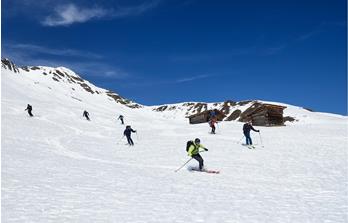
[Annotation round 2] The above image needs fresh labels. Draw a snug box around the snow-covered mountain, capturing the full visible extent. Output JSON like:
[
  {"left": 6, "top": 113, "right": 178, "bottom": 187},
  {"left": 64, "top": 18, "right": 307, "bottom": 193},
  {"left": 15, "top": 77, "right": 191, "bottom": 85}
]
[
  {"left": 2, "top": 58, "right": 347, "bottom": 222},
  {"left": 1, "top": 58, "right": 142, "bottom": 109},
  {"left": 5, "top": 57, "right": 345, "bottom": 126},
  {"left": 1, "top": 58, "right": 322, "bottom": 124}
]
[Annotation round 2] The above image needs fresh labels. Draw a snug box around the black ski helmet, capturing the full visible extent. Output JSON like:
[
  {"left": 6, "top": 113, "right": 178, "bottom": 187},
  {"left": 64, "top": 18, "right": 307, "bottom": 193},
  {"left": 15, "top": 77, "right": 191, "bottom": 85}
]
[{"left": 194, "top": 138, "right": 201, "bottom": 144}]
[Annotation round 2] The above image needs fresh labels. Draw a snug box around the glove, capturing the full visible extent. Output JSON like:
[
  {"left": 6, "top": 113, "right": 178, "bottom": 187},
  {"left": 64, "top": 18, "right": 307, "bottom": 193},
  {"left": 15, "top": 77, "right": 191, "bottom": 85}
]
[
  {"left": 204, "top": 148, "right": 208, "bottom": 151},
  {"left": 258, "top": 130, "right": 260, "bottom": 132}
]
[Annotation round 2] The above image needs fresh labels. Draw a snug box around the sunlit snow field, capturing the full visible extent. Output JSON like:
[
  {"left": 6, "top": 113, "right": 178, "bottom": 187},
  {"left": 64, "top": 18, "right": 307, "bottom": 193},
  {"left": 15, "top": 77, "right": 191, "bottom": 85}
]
[{"left": 2, "top": 68, "right": 348, "bottom": 222}]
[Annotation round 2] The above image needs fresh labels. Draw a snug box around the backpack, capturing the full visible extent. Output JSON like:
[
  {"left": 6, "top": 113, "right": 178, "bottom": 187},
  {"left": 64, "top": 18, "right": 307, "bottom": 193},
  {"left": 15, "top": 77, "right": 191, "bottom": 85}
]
[{"left": 186, "top": 140, "right": 194, "bottom": 152}]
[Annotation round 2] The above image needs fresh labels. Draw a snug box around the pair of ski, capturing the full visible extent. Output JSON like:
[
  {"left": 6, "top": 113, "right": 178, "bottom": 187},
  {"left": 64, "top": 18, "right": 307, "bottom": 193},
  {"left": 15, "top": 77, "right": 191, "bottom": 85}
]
[
  {"left": 174, "top": 155, "right": 220, "bottom": 174},
  {"left": 241, "top": 144, "right": 256, "bottom": 149},
  {"left": 188, "top": 167, "right": 220, "bottom": 174}
]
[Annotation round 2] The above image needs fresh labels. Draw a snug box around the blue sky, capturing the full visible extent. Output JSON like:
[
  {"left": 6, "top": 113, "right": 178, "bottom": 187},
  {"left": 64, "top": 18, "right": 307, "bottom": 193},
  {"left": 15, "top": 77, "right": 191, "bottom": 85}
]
[{"left": 2, "top": 0, "right": 347, "bottom": 115}]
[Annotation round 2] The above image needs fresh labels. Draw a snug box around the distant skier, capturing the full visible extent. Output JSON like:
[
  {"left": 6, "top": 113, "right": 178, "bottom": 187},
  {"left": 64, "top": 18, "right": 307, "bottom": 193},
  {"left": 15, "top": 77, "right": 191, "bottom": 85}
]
[
  {"left": 209, "top": 117, "right": 217, "bottom": 134},
  {"left": 187, "top": 138, "right": 208, "bottom": 171},
  {"left": 243, "top": 120, "right": 260, "bottom": 145},
  {"left": 124, "top": 125, "right": 136, "bottom": 146},
  {"left": 24, "top": 104, "right": 33, "bottom": 117},
  {"left": 118, "top": 115, "right": 124, "bottom": 125},
  {"left": 83, "top": 110, "right": 90, "bottom": 121}
]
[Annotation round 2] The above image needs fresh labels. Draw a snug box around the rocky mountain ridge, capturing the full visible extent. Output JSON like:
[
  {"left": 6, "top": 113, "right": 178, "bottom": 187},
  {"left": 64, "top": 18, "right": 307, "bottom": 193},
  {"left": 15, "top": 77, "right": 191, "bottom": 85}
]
[
  {"left": 1, "top": 58, "right": 142, "bottom": 109},
  {"left": 151, "top": 100, "right": 297, "bottom": 123}
]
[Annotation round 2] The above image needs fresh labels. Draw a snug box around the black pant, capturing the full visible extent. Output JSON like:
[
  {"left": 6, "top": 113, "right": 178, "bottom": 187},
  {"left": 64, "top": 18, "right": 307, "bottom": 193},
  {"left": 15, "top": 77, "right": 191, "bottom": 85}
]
[
  {"left": 244, "top": 131, "right": 252, "bottom": 145},
  {"left": 192, "top": 154, "right": 204, "bottom": 170},
  {"left": 126, "top": 135, "right": 134, "bottom": 145},
  {"left": 211, "top": 126, "right": 216, "bottom": 133},
  {"left": 28, "top": 110, "right": 33, "bottom": 117}
]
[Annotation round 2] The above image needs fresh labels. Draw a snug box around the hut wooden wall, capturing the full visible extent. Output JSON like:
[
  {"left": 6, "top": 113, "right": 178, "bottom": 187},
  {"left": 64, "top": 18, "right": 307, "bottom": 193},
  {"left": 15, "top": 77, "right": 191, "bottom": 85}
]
[
  {"left": 189, "top": 112, "right": 209, "bottom": 124},
  {"left": 188, "top": 109, "right": 226, "bottom": 124},
  {"left": 251, "top": 105, "right": 286, "bottom": 126},
  {"left": 239, "top": 103, "right": 286, "bottom": 126}
]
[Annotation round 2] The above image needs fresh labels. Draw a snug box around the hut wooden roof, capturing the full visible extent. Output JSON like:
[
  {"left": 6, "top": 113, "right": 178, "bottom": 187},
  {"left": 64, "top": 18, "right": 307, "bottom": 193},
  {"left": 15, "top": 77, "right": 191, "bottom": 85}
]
[{"left": 259, "top": 103, "right": 287, "bottom": 109}]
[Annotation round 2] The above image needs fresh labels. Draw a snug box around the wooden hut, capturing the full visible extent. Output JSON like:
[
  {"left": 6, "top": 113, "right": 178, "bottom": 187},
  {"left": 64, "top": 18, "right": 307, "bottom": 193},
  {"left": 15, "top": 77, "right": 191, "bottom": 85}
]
[
  {"left": 188, "top": 109, "right": 226, "bottom": 124},
  {"left": 239, "top": 103, "right": 287, "bottom": 126}
]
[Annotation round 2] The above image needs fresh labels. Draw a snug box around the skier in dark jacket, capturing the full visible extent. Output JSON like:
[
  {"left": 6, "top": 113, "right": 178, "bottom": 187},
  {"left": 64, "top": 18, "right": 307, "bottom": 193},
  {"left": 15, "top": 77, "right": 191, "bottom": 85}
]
[
  {"left": 187, "top": 138, "right": 208, "bottom": 171},
  {"left": 118, "top": 115, "right": 124, "bottom": 125},
  {"left": 83, "top": 110, "right": 90, "bottom": 121},
  {"left": 243, "top": 121, "right": 260, "bottom": 145},
  {"left": 24, "top": 104, "right": 33, "bottom": 117},
  {"left": 124, "top": 125, "right": 136, "bottom": 146}
]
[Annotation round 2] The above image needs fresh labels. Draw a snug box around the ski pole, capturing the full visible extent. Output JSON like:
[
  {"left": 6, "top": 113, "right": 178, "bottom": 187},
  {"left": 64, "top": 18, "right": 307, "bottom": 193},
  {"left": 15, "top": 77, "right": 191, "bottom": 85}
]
[
  {"left": 258, "top": 132, "right": 263, "bottom": 146},
  {"left": 174, "top": 157, "right": 193, "bottom": 172},
  {"left": 237, "top": 135, "right": 245, "bottom": 144},
  {"left": 116, "top": 135, "right": 124, "bottom": 145}
]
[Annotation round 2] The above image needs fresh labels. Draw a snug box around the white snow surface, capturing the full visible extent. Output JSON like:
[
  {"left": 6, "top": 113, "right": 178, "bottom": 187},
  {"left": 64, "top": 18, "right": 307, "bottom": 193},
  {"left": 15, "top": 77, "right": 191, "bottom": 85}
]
[{"left": 2, "top": 67, "right": 348, "bottom": 222}]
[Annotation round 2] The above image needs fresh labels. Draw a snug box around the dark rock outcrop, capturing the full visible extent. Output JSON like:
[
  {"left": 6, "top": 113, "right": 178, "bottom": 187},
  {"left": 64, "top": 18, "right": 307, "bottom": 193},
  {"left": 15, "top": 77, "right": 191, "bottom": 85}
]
[{"left": 1, "top": 58, "right": 19, "bottom": 73}]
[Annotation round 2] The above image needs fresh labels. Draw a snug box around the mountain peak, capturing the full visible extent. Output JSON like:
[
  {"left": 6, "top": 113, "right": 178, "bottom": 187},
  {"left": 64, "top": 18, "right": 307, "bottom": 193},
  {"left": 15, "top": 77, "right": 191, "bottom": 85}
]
[{"left": 1, "top": 58, "right": 143, "bottom": 109}]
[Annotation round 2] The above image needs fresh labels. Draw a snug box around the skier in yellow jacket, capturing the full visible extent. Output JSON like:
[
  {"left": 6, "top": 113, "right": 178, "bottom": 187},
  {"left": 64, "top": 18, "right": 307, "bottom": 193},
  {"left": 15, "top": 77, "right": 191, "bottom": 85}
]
[{"left": 187, "top": 138, "right": 208, "bottom": 171}]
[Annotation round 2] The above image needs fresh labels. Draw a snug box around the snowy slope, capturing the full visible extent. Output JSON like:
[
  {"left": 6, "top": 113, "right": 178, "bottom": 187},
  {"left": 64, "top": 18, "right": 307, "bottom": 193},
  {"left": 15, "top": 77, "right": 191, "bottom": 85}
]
[{"left": 2, "top": 62, "right": 348, "bottom": 223}]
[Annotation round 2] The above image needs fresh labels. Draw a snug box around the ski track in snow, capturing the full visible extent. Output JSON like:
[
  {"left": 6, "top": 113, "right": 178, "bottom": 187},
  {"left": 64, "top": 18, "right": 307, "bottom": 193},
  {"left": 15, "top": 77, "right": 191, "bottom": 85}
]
[{"left": 2, "top": 69, "right": 348, "bottom": 223}]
